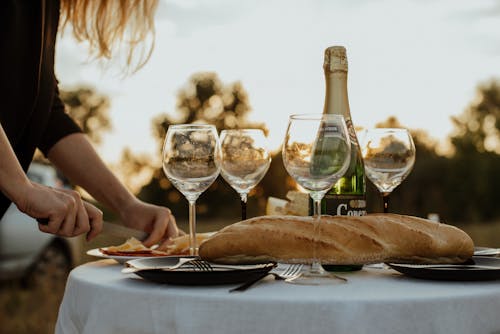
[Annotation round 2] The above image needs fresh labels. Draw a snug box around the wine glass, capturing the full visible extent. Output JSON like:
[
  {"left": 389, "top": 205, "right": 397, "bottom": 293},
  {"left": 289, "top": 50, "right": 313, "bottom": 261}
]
[
  {"left": 220, "top": 129, "right": 271, "bottom": 221},
  {"left": 360, "top": 128, "right": 416, "bottom": 213},
  {"left": 282, "top": 114, "right": 351, "bottom": 284},
  {"left": 162, "top": 124, "right": 221, "bottom": 256}
]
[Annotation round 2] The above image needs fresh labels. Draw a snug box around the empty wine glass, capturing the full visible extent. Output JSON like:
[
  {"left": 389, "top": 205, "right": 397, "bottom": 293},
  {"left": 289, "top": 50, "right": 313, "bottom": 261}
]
[
  {"left": 162, "top": 124, "right": 221, "bottom": 256},
  {"left": 360, "top": 128, "right": 416, "bottom": 213},
  {"left": 220, "top": 129, "right": 271, "bottom": 221},
  {"left": 282, "top": 114, "right": 351, "bottom": 284}
]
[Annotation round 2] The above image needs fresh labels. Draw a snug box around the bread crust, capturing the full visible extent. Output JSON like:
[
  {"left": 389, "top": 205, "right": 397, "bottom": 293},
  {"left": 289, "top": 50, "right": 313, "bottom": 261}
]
[{"left": 198, "top": 214, "right": 474, "bottom": 265}]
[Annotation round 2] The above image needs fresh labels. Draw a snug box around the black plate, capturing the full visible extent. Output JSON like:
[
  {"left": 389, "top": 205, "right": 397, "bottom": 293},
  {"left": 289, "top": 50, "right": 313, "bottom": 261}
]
[
  {"left": 387, "top": 256, "right": 500, "bottom": 281},
  {"left": 128, "top": 257, "right": 276, "bottom": 286}
]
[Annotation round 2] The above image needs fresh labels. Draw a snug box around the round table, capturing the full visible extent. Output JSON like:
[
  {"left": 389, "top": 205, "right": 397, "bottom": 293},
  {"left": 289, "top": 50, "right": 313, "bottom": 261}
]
[{"left": 56, "top": 260, "right": 500, "bottom": 334}]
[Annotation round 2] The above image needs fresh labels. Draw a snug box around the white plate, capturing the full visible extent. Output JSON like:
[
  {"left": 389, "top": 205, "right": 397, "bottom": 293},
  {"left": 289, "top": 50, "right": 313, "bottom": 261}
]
[{"left": 86, "top": 248, "right": 175, "bottom": 264}]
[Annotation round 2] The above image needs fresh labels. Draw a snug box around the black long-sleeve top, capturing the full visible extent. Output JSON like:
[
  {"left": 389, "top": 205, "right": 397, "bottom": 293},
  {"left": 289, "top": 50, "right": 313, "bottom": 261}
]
[{"left": 0, "top": 0, "right": 82, "bottom": 218}]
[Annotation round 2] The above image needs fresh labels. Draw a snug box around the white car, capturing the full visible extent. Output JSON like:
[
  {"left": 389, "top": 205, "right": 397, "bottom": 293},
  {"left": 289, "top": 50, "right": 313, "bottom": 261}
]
[{"left": 0, "top": 163, "right": 82, "bottom": 285}]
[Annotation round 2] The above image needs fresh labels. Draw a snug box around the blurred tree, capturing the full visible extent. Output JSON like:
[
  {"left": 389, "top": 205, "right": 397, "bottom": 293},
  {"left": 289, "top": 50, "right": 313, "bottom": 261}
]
[
  {"left": 450, "top": 80, "right": 500, "bottom": 155},
  {"left": 446, "top": 80, "right": 500, "bottom": 222},
  {"left": 59, "top": 87, "right": 111, "bottom": 145},
  {"left": 114, "top": 148, "right": 156, "bottom": 194},
  {"left": 150, "top": 72, "right": 265, "bottom": 153},
  {"left": 371, "top": 78, "right": 500, "bottom": 223}
]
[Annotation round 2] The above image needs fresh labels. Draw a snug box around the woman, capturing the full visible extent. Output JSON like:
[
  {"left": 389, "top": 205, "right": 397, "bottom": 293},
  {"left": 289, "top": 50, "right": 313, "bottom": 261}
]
[{"left": 0, "top": 0, "right": 179, "bottom": 246}]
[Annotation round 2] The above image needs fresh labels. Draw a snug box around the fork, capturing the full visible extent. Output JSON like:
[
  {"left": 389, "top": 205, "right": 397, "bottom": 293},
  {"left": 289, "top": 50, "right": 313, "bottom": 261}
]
[
  {"left": 185, "top": 260, "right": 214, "bottom": 271},
  {"left": 229, "top": 264, "right": 303, "bottom": 292},
  {"left": 276, "top": 264, "right": 348, "bottom": 283},
  {"left": 272, "top": 264, "right": 304, "bottom": 282}
]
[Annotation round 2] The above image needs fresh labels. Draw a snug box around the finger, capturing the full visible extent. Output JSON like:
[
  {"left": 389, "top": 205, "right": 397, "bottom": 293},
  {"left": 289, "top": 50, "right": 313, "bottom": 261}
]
[
  {"left": 72, "top": 196, "right": 91, "bottom": 236},
  {"left": 156, "top": 213, "right": 181, "bottom": 250},
  {"left": 142, "top": 211, "right": 169, "bottom": 247},
  {"left": 38, "top": 215, "right": 62, "bottom": 234},
  {"left": 84, "top": 202, "right": 103, "bottom": 241},
  {"left": 36, "top": 218, "right": 50, "bottom": 225},
  {"left": 38, "top": 204, "right": 68, "bottom": 235},
  {"left": 58, "top": 194, "right": 78, "bottom": 237},
  {"left": 165, "top": 212, "right": 180, "bottom": 239},
  {"left": 157, "top": 236, "right": 174, "bottom": 251},
  {"left": 33, "top": 186, "right": 67, "bottom": 235}
]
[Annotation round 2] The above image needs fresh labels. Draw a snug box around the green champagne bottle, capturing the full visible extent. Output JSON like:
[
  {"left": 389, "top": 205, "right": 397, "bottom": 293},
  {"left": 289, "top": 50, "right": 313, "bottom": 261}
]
[{"left": 322, "top": 46, "right": 366, "bottom": 272}]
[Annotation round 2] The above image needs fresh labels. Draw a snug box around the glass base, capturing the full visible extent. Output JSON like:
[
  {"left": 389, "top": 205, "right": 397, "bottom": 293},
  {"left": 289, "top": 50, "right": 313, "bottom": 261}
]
[
  {"left": 364, "top": 263, "right": 390, "bottom": 270},
  {"left": 287, "top": 265, "right": 348, "bottom": 285}
]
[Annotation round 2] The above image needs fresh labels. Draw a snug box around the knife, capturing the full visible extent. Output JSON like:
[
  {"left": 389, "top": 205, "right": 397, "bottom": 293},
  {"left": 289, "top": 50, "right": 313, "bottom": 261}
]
[
  {"left": 102, "top": 222, "right": 148, "bottom": 240},
  {"left": 37, "top": 218, "right": 147, "bottom": 240},
  {"left": 229, "top": 272, "right": 272, "bottom": 292},
  {"left": 474, "top": 248, "right": 500, "bottom": 256}
]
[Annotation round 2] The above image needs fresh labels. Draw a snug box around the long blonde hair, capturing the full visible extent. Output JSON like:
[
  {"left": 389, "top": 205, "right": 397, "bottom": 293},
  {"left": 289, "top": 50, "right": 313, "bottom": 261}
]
[{"left": 60, "top": 0, "right": 159, "bottom": 73}]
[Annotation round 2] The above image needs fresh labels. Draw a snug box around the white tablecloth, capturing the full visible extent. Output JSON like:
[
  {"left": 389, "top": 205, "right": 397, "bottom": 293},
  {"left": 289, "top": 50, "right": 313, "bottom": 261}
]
[{"left": 56, "top": 260, "right": 500, "bottom": 334}]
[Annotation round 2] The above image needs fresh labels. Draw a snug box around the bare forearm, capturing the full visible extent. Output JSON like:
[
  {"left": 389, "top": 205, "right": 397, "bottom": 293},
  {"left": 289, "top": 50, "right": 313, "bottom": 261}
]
[
  {"left": 0, "top": 125, "right": 104, "bottom": 240},
  {"left": 0, "top": 123, "right": 31, "bottom": 204},
  {"left": 47, "top": 133, "right": 179, "bottom": 245},
  {"left": 47, "top": 133, "right": 136, "bottom": 213}
]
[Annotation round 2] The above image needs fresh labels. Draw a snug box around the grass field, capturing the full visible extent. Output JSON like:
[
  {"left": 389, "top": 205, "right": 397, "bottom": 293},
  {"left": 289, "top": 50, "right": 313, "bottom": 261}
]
[
  {"left": 1, "top": 219, "right": 499, "bottom": 334},
  {"left": 0, "top": 276, "right": 66, "bottom": 333}
]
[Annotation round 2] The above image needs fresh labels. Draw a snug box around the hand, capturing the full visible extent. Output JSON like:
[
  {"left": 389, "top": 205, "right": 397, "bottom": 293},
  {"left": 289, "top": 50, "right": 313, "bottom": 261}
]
[
  {"left": 119, "top": 198, "right": 180, "bottom": 247},
  {"left": 17, "top": 182, "right": 103, "bottom": 241}
]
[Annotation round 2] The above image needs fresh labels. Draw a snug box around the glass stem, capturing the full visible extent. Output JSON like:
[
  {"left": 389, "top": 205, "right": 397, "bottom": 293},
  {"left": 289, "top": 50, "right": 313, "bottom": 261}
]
[
  {"left": 382, "top": 193, "right": 390, "bottom": 213},
  {"left": 188, "top": 200, "right": 197, "bottom": 256},
  {"left": 240, "top": 193, "right": 248, "bottom": 221},
  {"left": 310, "top": 192, "right": 324, "bottom": 274}
]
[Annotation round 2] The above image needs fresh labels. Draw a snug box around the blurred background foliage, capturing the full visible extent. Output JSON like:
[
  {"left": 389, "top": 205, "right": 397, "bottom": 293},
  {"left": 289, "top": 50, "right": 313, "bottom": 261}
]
[{"left": 59, "top": 74, "right": 500, "bottom": 226}]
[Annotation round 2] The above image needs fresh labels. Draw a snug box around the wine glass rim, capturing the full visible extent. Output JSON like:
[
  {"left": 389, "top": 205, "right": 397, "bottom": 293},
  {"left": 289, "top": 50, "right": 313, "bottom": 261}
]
[
  {"left": 289, "top": 113, "right": 346, "bottom": 121},
  {"left": 365, "top": 127, "right": 410, "bottom": 132},
  {"left": 169, "top": 124, "right": 216, "bottom": 130},
  {"left": 220, "top": 128, "right": 265, "bottom": 134}
]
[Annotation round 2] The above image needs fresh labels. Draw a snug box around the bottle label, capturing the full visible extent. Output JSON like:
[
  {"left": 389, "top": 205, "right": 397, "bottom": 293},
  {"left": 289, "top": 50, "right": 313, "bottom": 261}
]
[
  {"left": 319, "top": 123, "right": 342, "bottom": 138},
  {"left": 324, "top": 194, "right": 367, "bottom": 216},
  {"left": 345, "top": 118, "right": 359, "bottom": 146}
]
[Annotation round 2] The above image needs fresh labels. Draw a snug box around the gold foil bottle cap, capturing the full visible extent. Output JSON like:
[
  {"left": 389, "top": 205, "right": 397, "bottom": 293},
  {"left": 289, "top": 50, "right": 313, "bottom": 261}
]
[{"left": 324, "top": 46, "right": 348, "bottom": 72}]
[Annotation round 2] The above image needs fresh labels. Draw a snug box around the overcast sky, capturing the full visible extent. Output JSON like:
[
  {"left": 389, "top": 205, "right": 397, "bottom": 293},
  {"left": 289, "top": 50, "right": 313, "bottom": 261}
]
[{"left": 55, "top": 0, "right": 500, "bottom": 162}]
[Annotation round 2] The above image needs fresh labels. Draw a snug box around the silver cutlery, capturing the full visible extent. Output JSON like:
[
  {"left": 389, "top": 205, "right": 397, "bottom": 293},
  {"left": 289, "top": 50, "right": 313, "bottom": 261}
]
[
  {"left": 474, "top": 248, "right": 500, "bottom": 256},
  {"left": 229, "top": 264, "right": 304, "bottom": 292},
  {"left": 326, "top": 272, "right": 349, "bottom": 282},
  {"left": 187, "top": 260, "right": 214, "bottom": 271},
  {"left": 101, "top": 221, "right": 148, "bottom": 240},
  {"left": 273, "top": 263, "right": 304, "bottom": 282}
]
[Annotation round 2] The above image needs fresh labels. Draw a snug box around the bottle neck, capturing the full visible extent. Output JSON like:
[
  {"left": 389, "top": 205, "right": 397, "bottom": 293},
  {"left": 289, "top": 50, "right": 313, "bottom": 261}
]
[
  {"left": 323, "top": 69, "right": 359, "bottom": 147},
  {"left": 323, "top": 70, "right": 351, "bottom": 120}
]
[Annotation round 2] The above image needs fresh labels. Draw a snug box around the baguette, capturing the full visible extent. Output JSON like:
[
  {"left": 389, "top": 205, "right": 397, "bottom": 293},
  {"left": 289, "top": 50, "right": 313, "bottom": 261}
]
[{"left": 198, "top": 214, "right": 474, "bottom": 265}]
